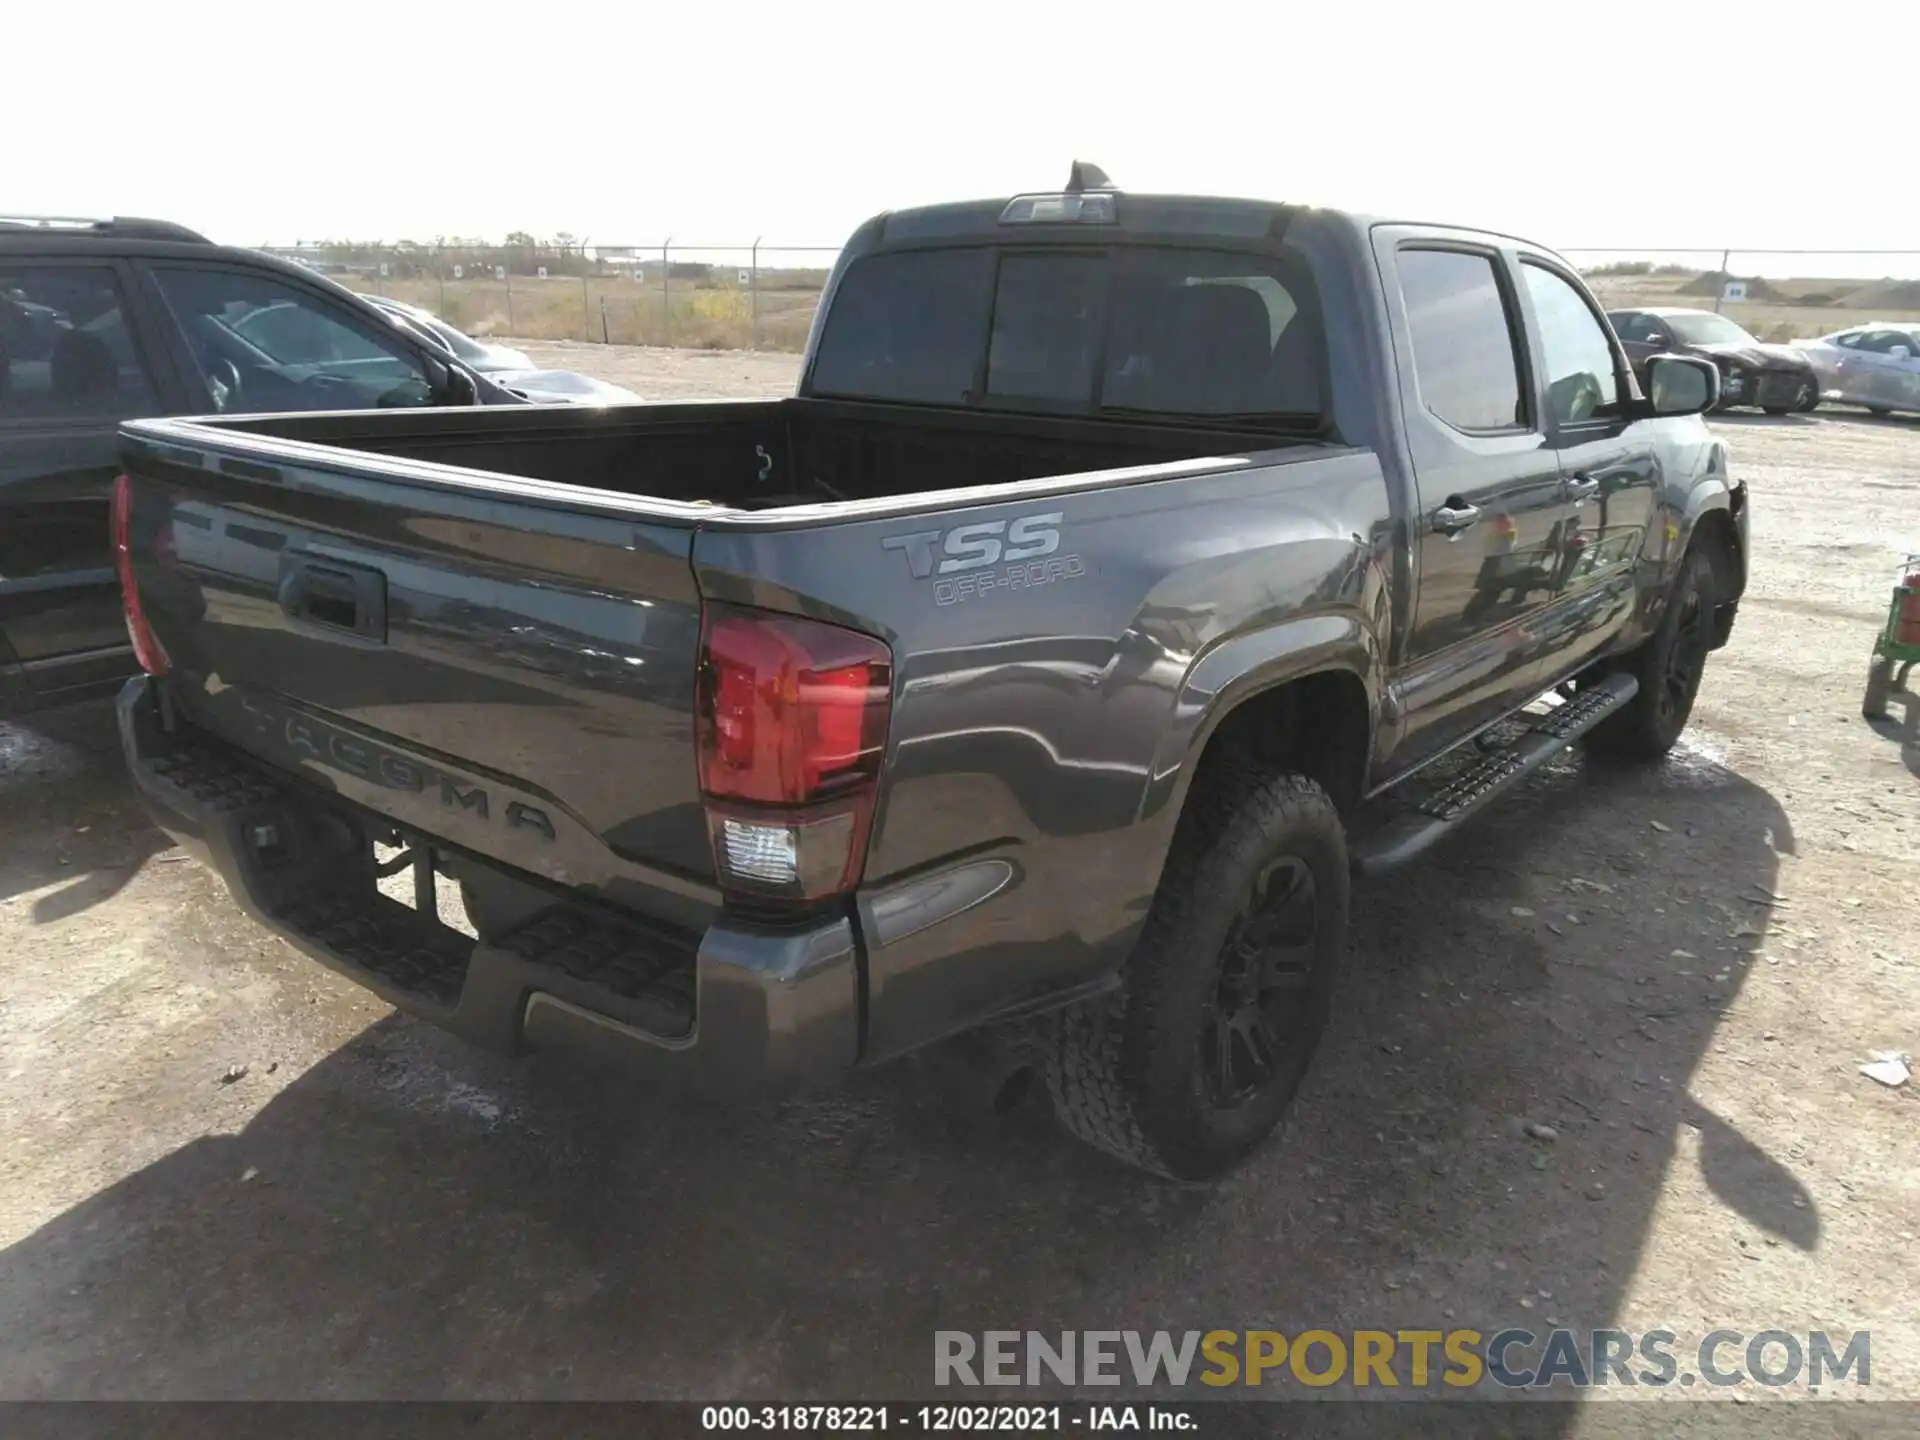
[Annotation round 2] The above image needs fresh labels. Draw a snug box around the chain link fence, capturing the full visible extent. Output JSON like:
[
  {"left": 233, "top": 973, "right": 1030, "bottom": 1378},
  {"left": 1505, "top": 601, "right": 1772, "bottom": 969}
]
[
  {"left": 269, "top": 242, "right": 839, "bottom": 352},
  {"left": 268, "top": 241, "right": 1920, "bottom": 353}
]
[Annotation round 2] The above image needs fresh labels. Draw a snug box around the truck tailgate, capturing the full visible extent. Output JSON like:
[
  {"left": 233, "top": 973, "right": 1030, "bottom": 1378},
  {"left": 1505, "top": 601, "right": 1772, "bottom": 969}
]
[{"left": 120, "top": 429, "right": 717, "bottom": 914}]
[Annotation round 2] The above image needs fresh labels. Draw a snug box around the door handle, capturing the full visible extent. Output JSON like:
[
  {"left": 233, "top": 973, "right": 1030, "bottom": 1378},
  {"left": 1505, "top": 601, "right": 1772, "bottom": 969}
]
[
  {"left": 1563, "top": 474, "right": 1601, "bottom": 504},
  {"left": 1431, "top": 500, "right": 1481, "bottom": 536}
]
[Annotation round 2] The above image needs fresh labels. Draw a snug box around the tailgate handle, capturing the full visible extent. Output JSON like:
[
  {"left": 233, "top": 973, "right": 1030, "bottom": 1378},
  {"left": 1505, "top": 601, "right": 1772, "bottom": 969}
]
[{"left": 278, "top": 554, "right": 388, "bottom": 642}]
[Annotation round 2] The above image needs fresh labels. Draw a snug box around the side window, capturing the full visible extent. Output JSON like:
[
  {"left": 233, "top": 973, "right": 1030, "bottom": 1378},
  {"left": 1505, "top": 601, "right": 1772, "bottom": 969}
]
[
  {"left": 0, "top": 265, "right": 157, "bottom": 422},
  {"left": 1521, "top": 262, "right": 1621, "bottom": 425},
  {"left": 1857, "top": 329, "right": 1916, "bottom": 355},
  {"left": 1617, "top": 312, "right": 1671, "bottom": 346},
  {"left": 149, "top": 267, "right": 437, "bottom": 412},
  {"left": 1830, "top": 331, "right": 1862, "bottom": 350},
  {"left": 1397, "top": 248, "right": 1526, "bottom": 431}
]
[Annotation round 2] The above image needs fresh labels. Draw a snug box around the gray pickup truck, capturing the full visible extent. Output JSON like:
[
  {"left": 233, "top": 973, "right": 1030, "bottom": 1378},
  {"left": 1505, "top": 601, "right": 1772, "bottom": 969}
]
[{"left": 114, "top": 169, "right": 1747, "bottom": 1178}]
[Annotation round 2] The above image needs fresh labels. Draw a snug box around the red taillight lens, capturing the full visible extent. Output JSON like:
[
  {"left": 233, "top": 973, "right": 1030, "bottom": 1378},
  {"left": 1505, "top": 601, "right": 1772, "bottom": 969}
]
[
  {"left": 695, "top": 605, "right": 892, "bottom": 903},
  {"left": 111, "top": 473, "right": 170, "bottom": 677},
  {"left": 697, "top": 608, "right": 890, "bottom": 804}
]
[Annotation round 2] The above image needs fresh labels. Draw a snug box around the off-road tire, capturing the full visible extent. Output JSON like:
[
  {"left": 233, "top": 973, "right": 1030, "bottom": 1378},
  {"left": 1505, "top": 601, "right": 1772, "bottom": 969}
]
[
  {"left": 1045, "top": 765, "right": 1347, "bottom": 1180},
  {"left": 1586, "top": 546, "right": 1715, "bottom": 761}
]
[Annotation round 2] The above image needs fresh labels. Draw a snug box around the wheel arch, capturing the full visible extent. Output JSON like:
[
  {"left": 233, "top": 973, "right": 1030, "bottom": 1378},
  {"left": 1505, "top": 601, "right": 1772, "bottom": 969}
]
[
  {"left": 1687, "top": 504, "right": 1745, "bottom": 603},
  {"left": 1141, "top": 615, "right": 1381, "bottom": 834}
]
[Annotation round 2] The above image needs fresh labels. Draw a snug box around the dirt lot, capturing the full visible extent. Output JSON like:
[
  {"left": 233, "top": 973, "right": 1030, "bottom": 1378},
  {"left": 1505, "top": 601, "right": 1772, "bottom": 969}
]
[{"left": 2, "top": 348, "right": 1917, "bottom": 1425}]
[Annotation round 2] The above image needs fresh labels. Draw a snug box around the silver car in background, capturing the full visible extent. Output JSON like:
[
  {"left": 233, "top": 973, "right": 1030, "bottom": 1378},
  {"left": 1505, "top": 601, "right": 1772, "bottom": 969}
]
[
  {"left": 364, "top": 295, "right": 642, "bottom": 406},
  {"left": 1793, "top": 323, "right": 1920, "bottom": 417}
]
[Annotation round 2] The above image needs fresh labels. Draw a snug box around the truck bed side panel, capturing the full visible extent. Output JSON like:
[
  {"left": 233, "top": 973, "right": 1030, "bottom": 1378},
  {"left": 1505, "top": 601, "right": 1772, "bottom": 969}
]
[{"left": 693, "top": 448, "right": 1393, "bottom": 1060}]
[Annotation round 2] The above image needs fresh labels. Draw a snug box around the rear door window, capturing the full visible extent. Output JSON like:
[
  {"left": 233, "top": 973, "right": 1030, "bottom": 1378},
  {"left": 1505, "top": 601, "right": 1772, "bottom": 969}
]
[
  {"left": 0, "top": 265, "right": 158, "bottom": 422},
  {"left": 1397, "top": 248, "right": 1527, "bottom": 431}
]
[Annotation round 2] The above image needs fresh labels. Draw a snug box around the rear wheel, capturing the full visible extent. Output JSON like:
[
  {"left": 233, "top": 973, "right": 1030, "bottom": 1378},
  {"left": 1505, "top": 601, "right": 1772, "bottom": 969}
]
[
  {"left": 1046, "top": 765, "right": 1347, "bottom": 1180},
  {"left": 1586, "top": 547, "right": 1715, "bottom": 761}
]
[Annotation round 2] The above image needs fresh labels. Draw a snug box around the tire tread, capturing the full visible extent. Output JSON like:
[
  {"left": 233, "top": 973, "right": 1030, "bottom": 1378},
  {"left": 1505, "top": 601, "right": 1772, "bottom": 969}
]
[{"left": 1045, "top": 763, "right": 1343, "bottom": 1178}]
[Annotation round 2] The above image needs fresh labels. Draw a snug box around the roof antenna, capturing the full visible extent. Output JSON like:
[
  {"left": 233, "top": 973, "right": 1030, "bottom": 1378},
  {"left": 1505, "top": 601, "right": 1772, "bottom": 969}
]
[{"left": 1065, "top": 160, "right": 1114, "bottom": 193}]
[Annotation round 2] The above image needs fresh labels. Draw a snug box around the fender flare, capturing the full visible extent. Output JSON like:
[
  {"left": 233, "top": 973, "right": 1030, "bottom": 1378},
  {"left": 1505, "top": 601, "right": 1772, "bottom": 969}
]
[{"left": 1137, "top": 609, "right": 1383, "bottom": 830}]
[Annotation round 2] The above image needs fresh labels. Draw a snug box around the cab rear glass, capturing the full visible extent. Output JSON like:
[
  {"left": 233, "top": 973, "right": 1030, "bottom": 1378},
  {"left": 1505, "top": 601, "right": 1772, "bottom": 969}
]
[{"left": 808, "top": 245, "right": 1324, "bottom": 420}]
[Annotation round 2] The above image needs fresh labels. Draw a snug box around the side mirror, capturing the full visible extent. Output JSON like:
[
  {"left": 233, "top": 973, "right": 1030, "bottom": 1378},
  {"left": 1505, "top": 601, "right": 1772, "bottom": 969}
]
[
  {"left": 1645, "top": 332, "right": 1669, "bottom": 347},
  {"left": 1892, "top": 346, "right": 1913, "bottom": 362},
  {"left": 422, "top": 352, "right": 479, "bottom": 406},
  {"left": 444, "top": 365, "right": 479, "bottom": 406},
  {"left": 1643, "top": 354, "right": 1718, "bottom": 416}
]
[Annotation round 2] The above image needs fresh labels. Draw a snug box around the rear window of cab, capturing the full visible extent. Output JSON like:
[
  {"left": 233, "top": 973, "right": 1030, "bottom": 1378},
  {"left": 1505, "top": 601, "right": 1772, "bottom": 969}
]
[{"left": 808, "top": 246, "right": 1324, "bottom": 421}]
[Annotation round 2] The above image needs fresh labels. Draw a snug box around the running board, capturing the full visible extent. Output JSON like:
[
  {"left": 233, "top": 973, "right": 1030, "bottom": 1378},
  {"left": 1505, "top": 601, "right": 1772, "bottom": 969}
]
[{"left": 1350, "top": 673, "right": 1639, "bottom": 877}]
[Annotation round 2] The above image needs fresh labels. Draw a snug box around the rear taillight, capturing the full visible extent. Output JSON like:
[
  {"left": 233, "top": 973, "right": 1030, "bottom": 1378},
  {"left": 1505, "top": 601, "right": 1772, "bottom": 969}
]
[
  {"left": 695, "top": 605, "right": 891, "bottom": 905},
  {"left": 111, "top": 473, "right": 170, "bottom": 677}
]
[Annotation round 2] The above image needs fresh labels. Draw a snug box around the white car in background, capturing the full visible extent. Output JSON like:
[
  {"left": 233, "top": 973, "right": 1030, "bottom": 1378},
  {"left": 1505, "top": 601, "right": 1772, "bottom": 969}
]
[
  {"left": 1793, "top": 323, "right": 1920, "bottom": 417},
  {"left": 364, "top": 295, "right": 642, "bottom": 406}
]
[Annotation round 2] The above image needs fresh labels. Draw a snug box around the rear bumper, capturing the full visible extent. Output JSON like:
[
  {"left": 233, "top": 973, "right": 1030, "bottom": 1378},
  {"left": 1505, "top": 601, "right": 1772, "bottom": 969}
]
[{"left": 117, "top": 676, "right": 859, "bottom": 1096}]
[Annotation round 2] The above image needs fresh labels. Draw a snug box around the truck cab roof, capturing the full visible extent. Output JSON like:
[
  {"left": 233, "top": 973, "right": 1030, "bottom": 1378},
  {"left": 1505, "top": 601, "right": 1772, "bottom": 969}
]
[{"left": 854, "top": 166, "right": 1556, "bottom": 263}]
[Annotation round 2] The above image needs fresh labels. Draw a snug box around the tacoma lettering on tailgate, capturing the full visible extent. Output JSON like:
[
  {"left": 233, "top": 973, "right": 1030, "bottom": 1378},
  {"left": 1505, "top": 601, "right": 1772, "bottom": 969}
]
[{"left": 235, "top": 693, "right": 555, "bottom": 841}]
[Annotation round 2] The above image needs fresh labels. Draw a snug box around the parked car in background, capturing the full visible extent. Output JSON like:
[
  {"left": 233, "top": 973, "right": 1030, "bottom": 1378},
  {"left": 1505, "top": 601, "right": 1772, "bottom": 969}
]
[
  {"left": 1791, "top": 323, "right": 1920, "bottom": 418},
  {"left": 0, "top": 214, "right": 524, "bottom": 717},
  {"left": 1608, "top": 307, "right": 1819, "bottom": 415},
  {"left": 365, "top": 295, "right": 641, "bottom": 406},
  {"left": 362, "top": 295, "right": 534, "bottom": 372}
]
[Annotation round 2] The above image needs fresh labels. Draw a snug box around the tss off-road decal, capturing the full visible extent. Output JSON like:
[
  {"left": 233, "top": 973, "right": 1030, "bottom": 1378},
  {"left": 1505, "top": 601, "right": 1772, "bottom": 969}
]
[{"left": 882, "top": 511, "right": 1086, "bottom": 606}]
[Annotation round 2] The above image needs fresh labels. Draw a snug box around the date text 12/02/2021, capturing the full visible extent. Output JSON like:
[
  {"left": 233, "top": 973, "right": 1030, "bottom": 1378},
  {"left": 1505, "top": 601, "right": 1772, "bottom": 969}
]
[{"left": 700, "top": 1405, "right": 1195, "bottom": 1431}]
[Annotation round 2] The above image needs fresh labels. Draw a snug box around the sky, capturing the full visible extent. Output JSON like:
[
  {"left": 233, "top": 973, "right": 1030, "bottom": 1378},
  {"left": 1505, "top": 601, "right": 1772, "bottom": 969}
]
[{"left": 15, "top": 1, "right": 1920, "bottom": 275}]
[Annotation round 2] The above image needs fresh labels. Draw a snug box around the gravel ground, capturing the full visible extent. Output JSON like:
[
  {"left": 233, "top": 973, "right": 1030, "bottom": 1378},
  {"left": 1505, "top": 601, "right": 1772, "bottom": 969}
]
[{"left": 2, "top": 349, "right": 1917, "bottom": 1424}]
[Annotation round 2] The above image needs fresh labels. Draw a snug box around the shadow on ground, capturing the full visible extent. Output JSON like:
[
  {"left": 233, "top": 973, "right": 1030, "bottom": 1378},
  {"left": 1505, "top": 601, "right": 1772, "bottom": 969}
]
[
  {"left": 0, "top": 703, "right": 170, "bottom": 921},
  {"left": 1864, "top": 677, "right": 1920, "bottom": 783},
  {"left": 0, "top": 724, "right": 1801, "bottom": 1416}
]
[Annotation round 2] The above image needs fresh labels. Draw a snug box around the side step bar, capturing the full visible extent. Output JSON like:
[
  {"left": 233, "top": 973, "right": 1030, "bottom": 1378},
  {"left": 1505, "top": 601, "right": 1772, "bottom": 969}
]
[{"left": 1350, "top": 672, "right": 1639, "bottom": 877}]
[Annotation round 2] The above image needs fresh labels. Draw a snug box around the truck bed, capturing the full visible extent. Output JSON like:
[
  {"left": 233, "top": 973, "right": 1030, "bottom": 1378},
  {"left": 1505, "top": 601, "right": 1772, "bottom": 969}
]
[
  {"left": 214, "top": 397, "right": 1288, "bottom": 512},
  {"left": 118, "top": 399, "right": 1325, "bottom": 949}
]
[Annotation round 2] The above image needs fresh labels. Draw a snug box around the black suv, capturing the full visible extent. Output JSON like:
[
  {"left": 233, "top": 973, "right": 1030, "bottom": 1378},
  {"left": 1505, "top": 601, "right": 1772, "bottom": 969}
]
[{"left": 0, "top": 215, "right": 514, "bottom": 716}]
